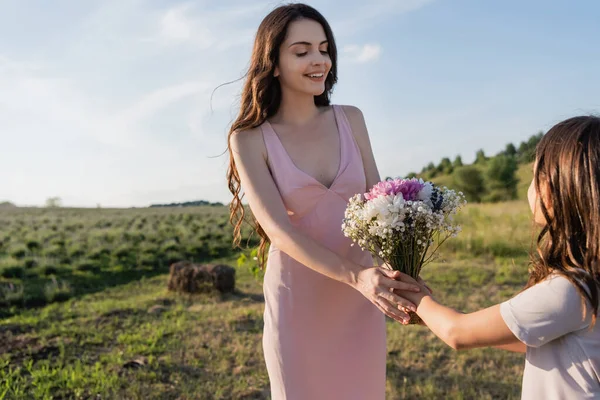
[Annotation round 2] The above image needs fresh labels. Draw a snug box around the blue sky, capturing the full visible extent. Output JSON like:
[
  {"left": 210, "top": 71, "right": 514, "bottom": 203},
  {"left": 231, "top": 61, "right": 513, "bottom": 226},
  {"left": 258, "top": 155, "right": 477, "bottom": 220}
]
[{"left": 1, "top": 0, "right": 599, "bottom": 207}]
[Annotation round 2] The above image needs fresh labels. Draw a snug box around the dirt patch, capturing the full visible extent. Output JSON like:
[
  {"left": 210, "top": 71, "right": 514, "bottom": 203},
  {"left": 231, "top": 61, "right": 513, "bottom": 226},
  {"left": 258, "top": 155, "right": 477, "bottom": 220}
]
[
  {"left": 6, "top": 337, "right": 70, "bottom": 364},
  {"left": 153, "top": 298, "right": 175, "bottom": 307},
  {"left": 0, "top": 324, "right": 37, "bottom": 356},
  {"left": 231, "top": 316, "right": 262, "bottom": 333},
  {"left": 0, "top": 334, "right": 38, "bottom": 356},
  {"left": 0, "top": 323, "right": 32, "bottom": 336},
  {"left": 237, "top": 387, "right": 270, "bottom": 400},
  {"left": 28, "top": 344, "right": 61, "bottom": 362},
  {"left": 93, "top": 308, "right": 140, "bottom": 329}
]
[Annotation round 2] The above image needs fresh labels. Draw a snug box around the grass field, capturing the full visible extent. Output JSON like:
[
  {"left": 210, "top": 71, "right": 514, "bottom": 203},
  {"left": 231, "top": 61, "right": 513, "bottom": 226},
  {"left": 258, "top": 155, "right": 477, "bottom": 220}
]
[{"left": 0, "top": 200, "right": 536, "bottom": 399}]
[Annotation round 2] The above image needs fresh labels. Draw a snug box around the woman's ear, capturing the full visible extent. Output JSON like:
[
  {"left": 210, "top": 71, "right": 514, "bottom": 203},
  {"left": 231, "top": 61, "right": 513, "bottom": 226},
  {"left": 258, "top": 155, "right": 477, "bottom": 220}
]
[{"left": 274, "top": 67, "right": 280, "bottom": 78}]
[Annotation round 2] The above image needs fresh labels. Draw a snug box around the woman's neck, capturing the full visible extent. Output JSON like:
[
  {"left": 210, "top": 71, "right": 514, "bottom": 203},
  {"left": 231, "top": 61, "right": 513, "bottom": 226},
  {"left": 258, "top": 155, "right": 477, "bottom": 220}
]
[{"left": 272, "top": 90, "right": 323, "bottom": 127}]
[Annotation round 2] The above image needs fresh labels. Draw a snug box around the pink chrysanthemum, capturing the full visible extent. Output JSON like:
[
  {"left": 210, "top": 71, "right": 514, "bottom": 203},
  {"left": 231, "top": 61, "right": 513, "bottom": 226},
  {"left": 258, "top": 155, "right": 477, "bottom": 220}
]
[{"left": 364, "top": 178, "right": 425, "bottom": 201}]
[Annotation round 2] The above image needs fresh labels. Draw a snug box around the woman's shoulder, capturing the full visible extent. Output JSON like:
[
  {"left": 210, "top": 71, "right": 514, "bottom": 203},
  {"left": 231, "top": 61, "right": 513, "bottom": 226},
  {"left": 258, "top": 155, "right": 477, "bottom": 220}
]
[
  {"left": 336, "top": 104, "right": 368, "bottom": 139},
  {"left": 337, "top": 104, "right": 364, "bottom": 119},
  {"left": 229, "top": 125, "right": 267, "bottom": 156},
  {"left": 231, "top": 123, "right": 266, "bottom": 142}
]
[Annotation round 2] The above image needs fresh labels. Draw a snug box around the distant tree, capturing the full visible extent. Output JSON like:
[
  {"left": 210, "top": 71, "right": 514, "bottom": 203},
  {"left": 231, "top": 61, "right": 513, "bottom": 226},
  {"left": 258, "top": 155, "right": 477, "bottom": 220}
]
[
  {"left": 45, "top": 197, "right": 62, "bottom": 208},
  {"left": 529, "top": 131, "right": 544, "bottom": 147},
  {"left": 420, "top": 162, "right": 438, "bottom": 178},
  {"left": 405, "top": 172, "right": 418, "bottom": 179},
  {"left": 485, "top": 155, "right": 518, "bottom": 201},
  {"left": 474, "top": 149, "right": 487, "bottom": 164},
  {"left": 453, "top": 166, "right": 486, "bottom": 202},
  {"left": 150, "top": 199, "right": 225, "bottom": 208},
  {"left": 517, "top": 131, "right": 544, "bottom": 164},
  {"left": 439, "top": 157, "right": 453, "bottom": 174},
  {"left": 453, "top": 155, "right": 463, "bottom": 168},
  {"left": 504, "top": 143, "right": 517, "bottom": 157}
]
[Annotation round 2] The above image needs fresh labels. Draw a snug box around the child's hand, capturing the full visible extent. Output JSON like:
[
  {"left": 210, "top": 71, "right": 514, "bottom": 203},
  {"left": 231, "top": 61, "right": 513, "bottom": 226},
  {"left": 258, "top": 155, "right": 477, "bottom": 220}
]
[{"left": 393, "top": 275, "right": 434, "bottom": 311}]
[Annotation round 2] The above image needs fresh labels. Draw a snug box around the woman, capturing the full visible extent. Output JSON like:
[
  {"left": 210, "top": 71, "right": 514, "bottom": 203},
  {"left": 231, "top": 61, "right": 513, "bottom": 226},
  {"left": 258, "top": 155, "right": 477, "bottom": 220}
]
[{"left": 226, "top": 4, "right": 419, "bottom": 399}]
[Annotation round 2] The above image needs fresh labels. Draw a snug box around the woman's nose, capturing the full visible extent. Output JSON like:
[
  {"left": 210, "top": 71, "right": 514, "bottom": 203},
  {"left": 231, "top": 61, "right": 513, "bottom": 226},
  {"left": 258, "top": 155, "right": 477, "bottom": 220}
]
[{"left": 312, "top": 54, "right": 326, "bottom": 66}]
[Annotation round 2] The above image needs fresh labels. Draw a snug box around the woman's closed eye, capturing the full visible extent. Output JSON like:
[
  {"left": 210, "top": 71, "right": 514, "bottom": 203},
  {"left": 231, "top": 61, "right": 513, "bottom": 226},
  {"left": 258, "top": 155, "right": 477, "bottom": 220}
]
[{"left": 296, "top": 50, "right": 329, "bottom": 57}]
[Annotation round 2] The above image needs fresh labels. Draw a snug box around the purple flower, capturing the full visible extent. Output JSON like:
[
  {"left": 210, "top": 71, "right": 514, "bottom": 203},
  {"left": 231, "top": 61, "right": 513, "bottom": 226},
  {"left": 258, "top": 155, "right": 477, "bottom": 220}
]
[{"left": 365, "top": 178, "right": 425, "bottom": 201}]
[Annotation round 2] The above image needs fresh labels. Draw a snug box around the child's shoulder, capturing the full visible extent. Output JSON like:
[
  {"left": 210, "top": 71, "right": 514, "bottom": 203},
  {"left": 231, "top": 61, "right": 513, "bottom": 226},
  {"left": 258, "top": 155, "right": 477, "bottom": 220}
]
[
  {"left": 542, "top": 272, "right": 594, "bottom": 297},
  {"left": 523, "top": 273, "right": 593, "bottom": 316},
  {"left": 544, "top": 273, "right": 579, "bottom": 289},
  {"left": 531, "top": 273, "right": 581, "bottom": 298}
]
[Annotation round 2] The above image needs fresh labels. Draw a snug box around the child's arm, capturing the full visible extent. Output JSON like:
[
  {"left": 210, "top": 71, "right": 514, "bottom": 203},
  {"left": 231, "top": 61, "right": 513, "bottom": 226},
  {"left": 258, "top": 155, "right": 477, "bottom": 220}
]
[
  {"left": 401, "top": 274, "right": 590, "bottom": 352},
  {"left": 414, "top": 297, "right": 520, "bottom": 350},
  {"left": 414, "top": 295, "right": 526, "bottom": 352}
]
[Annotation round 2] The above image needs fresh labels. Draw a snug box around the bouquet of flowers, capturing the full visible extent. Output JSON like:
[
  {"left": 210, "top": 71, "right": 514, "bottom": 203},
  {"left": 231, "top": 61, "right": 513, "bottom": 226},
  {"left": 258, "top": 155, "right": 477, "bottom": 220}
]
[{"left": 342, "top": 177, "right": 466, "bottom": 324}]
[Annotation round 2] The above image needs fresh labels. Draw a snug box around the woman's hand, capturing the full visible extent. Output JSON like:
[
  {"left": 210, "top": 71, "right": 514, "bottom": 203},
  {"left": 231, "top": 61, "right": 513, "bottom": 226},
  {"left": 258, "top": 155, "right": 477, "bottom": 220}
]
[{"left": 352, "top": 266, "right": 421, "bottom": 323}]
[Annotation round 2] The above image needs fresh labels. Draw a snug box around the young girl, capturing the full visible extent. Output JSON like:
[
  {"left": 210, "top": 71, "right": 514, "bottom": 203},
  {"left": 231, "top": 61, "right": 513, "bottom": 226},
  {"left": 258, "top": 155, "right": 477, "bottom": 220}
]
[
  {"left": 226, "top": 3, "right": 419, "bottom": 399},
  {"left": 399, "top": 116, "right": 600, "bottom": 399}
]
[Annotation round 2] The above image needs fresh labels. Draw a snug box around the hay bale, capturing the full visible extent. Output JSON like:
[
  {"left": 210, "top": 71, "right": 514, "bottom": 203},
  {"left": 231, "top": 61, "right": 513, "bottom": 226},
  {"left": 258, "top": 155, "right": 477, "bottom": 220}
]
[{"left": 167, "top": 261, "right": 235, "bottom": 294}]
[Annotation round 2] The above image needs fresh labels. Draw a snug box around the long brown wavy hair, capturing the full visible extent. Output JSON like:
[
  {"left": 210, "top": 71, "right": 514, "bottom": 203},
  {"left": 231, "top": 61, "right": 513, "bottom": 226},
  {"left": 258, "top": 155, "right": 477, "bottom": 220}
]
[
  {"left": 226, "top": 4, "right": 338, "bottom": 268},
  {"left": 527, "top": 115, "right": 600, "bottom": 326}
]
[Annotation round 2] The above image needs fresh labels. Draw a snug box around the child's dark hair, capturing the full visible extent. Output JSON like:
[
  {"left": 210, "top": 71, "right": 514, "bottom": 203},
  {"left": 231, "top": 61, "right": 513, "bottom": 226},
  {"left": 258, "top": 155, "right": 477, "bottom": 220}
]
[{"left": 528, "top": 115, "right": 600, "bottom": 326}]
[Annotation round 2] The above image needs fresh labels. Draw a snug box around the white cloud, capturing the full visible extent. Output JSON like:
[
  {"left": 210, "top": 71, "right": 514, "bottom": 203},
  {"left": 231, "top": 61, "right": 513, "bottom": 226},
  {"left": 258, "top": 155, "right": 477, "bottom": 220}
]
[
  {"left": 158, "top": 3, "right": 213, "bottom": 48},
  {"left": 149, "top": 2, "right": 272, "bottom": 49},
  {"left": 160, "top": 3, "right": 194, "bottom": 42},
  {"left": 117, "top": 80, "right": 213, "bottom": 127},
  {"left": 0, "top": 55, "right": 45, "bottom": 73},
  {"left": 342, "top": 44, "right": 382, "bottom": 63}
]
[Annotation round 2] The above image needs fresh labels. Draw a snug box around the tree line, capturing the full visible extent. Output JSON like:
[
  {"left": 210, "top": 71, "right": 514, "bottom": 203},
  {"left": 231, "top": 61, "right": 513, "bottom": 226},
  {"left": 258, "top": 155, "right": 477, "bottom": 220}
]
[{"left": 405, "top": 131, "right": 543, "bottom": 202}]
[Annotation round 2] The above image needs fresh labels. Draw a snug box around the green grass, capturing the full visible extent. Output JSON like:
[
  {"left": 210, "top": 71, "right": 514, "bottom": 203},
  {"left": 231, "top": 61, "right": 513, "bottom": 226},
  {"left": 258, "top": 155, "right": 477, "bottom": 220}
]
[
  {"left": 0, "top": 257, "right": 528, "bottom": 399},
  {"left": 443, "top": 200, "right": 536, "bottom": 259},
  {"left": 0, "top": 202, "right": 537, "bottom": 399},
  {"left": 1, "top": 260, "right": 270, "bottom": 400}
]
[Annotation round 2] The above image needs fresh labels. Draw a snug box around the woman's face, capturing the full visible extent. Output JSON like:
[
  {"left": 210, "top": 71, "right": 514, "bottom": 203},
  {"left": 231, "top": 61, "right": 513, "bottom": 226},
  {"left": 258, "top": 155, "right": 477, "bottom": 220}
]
[{"left": 274, "top": 18, "right": 332, "bottom": 97}]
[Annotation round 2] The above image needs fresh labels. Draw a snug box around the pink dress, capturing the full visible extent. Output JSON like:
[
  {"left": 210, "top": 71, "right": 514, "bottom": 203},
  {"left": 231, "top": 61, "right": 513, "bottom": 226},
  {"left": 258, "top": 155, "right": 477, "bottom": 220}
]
[{"left": 261, "top": 105, "right": 386, "bottom": 400}]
